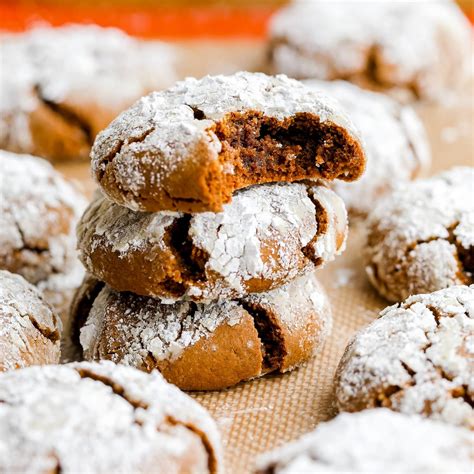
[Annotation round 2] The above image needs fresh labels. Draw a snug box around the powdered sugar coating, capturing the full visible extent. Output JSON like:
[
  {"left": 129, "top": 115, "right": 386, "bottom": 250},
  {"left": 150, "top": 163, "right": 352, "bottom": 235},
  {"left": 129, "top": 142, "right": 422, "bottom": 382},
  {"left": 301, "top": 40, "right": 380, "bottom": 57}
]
[
  {"left": 0, "top": 25, "right": 176, "bottom": 159},
  {"left": 255, "top": 409, "right": 473, "bottom": 473},
  {"left": 0, "top": 270, "right": 61, "bottom": 371},
  {"left": 91, "top": 71, "right": 363, "bottom": 211},
  {"left": 0, "top": 150, "right": 87, "bottom": 284},
  {"left": 0, "top": 361, "right": 222, "bottom": 473},
  {"left": 80, "top": 272, "right": 331, "bottom": 376},
  {"left": 365, "top": 167, "right": 474, "bottom": 301},
  {"left": 269, "top": 0, "right": 471, "bottom": 101},
  {"left": 336, "top": 285, "right": 474, "bottom": 429},
  {"left": 305, "top": 80, "right": 431, "bottom": 215},
  {"left": 77, "top": 182, "right": 347, "bottom": 302}
]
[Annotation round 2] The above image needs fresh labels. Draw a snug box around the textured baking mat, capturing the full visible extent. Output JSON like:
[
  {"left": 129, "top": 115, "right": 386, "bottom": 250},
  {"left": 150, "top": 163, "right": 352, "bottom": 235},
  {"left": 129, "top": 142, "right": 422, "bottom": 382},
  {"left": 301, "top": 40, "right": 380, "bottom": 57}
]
[{"left": 56, "top": 41, "right": 473, "bottom": 474}]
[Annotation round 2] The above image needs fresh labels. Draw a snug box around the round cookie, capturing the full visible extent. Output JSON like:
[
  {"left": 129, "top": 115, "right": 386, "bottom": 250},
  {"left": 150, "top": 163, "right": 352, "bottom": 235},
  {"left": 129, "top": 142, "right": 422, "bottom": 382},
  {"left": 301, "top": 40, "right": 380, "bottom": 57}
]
[
  {"left": 305, "top": 80, "right": 430, "bottom": 215},
  {"left": 335, "top": 285, "right": 473, "bottom": 429},
  {"left": 0, "top": 361, "right": 222, "bottom": 473},
  {"left": 91, "top": 71, "right": 366, "bottom": 213},
  {"left": 365, "top": 167, "right": 473, "bottom": 302},
  {"left": 73, "top": 272, "right": 332, "bottom": 391},
  {"left": 77, "top": 182, "right": 347, "bottom": 302},
  {"left": 0, "top": 270, "right": 61, "bottom": 372},
  {"left": 268, "top": 1, "right": 471, "bottom": 101},
  {"left": 255, "top": 409, "right": 473, "bottom": 473},
  {"left": 0, "top": 25, "right": 177, "bottom": 162}
]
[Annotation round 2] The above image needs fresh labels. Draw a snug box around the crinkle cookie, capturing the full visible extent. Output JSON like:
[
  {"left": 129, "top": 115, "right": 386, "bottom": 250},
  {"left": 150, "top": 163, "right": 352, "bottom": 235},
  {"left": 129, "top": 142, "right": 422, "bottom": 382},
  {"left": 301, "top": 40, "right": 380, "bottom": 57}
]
[
  {"left": 268, "top": 0, "right": 471, "bottom": 101},
  {"left": 73, "top": 272, "right": 332, "bottom": 391},
  {"left": 305, "top": 80, "right": 430, "bottom": 215},
  {"left": 335, "top": 285, "right": 474, "bottom": 429},
  {"left": 0, "top": 361, "right": 222, "bottom": 473},
  {"left": 0, "top": 24, "right": 176, "bottom": 162},
  {"left": 91, "top": 71, "right": 366, "bottom": 213},
  {"left": 77, "top": 182, "right": 347, "bottom": 302},
  {"left": 365, "top": 167, "right": 473, "bottom": 302},
  {"left": 0, "top": 270, "right": 61, "bottom": 372},
  {"left": 255, "top": 409, "right": 473, "bottom": 473}
]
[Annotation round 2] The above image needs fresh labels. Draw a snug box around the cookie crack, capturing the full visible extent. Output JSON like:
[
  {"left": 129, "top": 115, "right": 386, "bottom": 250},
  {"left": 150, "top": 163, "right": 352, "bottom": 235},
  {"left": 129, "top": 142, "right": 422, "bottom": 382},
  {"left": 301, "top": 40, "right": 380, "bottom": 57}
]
[
  {"left": 187, "top": 105, "right": 207, "bottom": 120},
  {"left": 27, "top": 313, "right": 60, "bottom": 344},
  {"left": 239, "top": 301, "right": 287, "bottom": 372}
]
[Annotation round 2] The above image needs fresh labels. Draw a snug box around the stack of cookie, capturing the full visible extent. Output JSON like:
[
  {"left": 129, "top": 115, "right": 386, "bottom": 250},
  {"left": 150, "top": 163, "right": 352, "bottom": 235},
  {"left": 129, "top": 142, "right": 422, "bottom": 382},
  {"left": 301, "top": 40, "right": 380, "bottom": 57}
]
[{"left": 73, "top": 72, "right": 366, "bottom": 390}]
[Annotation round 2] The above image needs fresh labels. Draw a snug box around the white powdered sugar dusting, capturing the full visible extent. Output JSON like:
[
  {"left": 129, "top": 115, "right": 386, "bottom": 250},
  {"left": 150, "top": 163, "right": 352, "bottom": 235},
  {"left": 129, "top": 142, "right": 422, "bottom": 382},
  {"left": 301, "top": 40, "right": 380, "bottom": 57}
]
[
  {"left": 255, "top": 409, "right": 473, "bottom": 473},
  {"left": 365, "top": 167, "right": 474, "bottom": 301},
  {"left": 305, "top": 80, "right": 431, "bottom": 214},
  {"left": 269, "top": 0, "right": 471, "bottom": 100},
  {"left": 336, "top": 285, "right": 474, "bottom": 429},
  {"left": 91, "top": 71, "right": 361, "bottom": 209},
  {"left": 0, "top": 270, "right": 61, "bottom": 370}
]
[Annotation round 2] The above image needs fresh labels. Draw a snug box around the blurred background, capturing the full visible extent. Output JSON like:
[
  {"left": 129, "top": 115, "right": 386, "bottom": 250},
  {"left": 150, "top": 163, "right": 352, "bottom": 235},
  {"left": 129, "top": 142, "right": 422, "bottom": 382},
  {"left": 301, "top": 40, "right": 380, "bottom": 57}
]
[{"left": 2, "top": 0, "right": 472, "bottom": 39}]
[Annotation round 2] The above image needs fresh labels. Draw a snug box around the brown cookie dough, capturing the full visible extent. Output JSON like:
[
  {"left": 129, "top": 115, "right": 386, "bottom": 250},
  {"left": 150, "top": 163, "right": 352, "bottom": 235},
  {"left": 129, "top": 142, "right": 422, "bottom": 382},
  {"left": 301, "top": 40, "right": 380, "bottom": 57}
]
[
  {"left": 0, "top": 361, "right": 222, "bottom": 473},
  {"left": 305, "top": 80, "right": 431, "bottom": 216},
  {"left": 365, "top": 167, "right": 473, "bottom": 302},
  {"left": 0, "top": 25, "right": 177, "bottom": 162},
  {"left": 77, "top": 182, "right": 347, "bottom": 302},
  {"left": 0, "top": 270, "right": 61, "bottom": 372},
  {"left": 268, "top": 1, "right": 471, "bottom": 102},
  {"left": 73, "top": 272, "right": 332, "bottom": 391},
  {"left": 255, "top": 409, "right": 473, "bottom": 473},
  {"left": 91, "top": 72, "right": 366, "bottom": 213},
  {"left": 335, "top": 285, "right": 474, "bottom": 429}
]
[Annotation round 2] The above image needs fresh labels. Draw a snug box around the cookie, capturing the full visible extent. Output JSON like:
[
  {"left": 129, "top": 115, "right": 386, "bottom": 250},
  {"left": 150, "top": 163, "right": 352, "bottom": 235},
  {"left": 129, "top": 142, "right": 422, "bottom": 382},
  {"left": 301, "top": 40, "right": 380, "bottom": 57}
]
[
  {"left": 268, "top": 1, "right": 471, "bottom": 101},
  {"left": 365, "top": 167, "right": 473, "bottom": 302},
  {"left": 255, "top": 409, "right": 473, "bottom": 473},
  {"left": 91, "top": 71, "right": 366, "bottom": 213},
  {"left": 73, "top": 272, "right": 332, "bottom": 391},
  {"left": 0, "top": 25, "right": 176, "bottom": 162},
  {"left": 335, "top": 285, "right": 473, "bottom": 429},
  {"left": 77, "top": 182, "right": 347, "bottom": 302},
  {"left": 305, "top": 80, "right": 430, "bottom": 215},
  {"left": 0, "top": 361, "right": 222, "bottom": 473},
  {"left": 0, "top": 270, "right": 61, "bottom": 372}
]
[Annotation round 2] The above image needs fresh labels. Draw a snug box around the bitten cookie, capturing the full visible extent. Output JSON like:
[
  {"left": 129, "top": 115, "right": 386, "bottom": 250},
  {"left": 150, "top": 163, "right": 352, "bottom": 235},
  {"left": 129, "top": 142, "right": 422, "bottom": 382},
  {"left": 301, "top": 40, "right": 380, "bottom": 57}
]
[
  {"left": 0, "top": 25, "right": 176, "bottom": 162},
  {"left": 305, "top": 80, "right": 430, "bottom": 215},
  {"left": 0, "top": 361, "right": 222, "bottom": 473},
  {"left": 77, "top": 182, "right": 347, "bottom": 302},
  {"left": 335, "top": 285, "right": 473, "bottom": 429},
  {"left": 268, "top": 1, "right": 471, "bottom": 101},
  {"left": 0, "top": 270, "right": 61, "bottom": 372},
  {"left": 255, "top": 409, "right": 473, "bottom": 473},
  {"left": 365, "top": 167, "right": 473, "bottom": 301},
  {"left": 73, "top": 272, "right": 332, "bottom": 391},
  {"left": 91, "top": 71, "right": 366, "bottom": 213}
]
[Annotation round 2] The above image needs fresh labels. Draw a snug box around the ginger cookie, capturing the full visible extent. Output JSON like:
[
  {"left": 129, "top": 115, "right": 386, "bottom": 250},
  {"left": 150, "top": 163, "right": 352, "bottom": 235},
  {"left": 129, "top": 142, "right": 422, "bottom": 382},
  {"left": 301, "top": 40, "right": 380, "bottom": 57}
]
[
  {"left": 255, "top": 409, "right": 473, "bottom": 473},
  {"left": 91, "top": 71, "right": 366, "bottom": 213},
  {"left": 269, "top": 1, "right": 471, "bottom": 101},
  {"left": 305, "top": 80, "right": 430, "bottom": 215},
  {"left": 336, "top": 285, "right": 473, "bottom": 429},
  {"left": 0, "top": 25, "right": 176, "bottom": 162},
  {"left": 0, "top": 270, "right": 61, "bottom": 372},
  {"left": 365, "top": 167, "right": 473, "bottom": 301},
  {"left": 77, "top": 182, "right": 347, "bottom": 302},
  {"left": 73, "top": 272, "right": 332, "bottom": 391},
  {"left": 0, "top": 361, "right": 222, "bottom": 473}
]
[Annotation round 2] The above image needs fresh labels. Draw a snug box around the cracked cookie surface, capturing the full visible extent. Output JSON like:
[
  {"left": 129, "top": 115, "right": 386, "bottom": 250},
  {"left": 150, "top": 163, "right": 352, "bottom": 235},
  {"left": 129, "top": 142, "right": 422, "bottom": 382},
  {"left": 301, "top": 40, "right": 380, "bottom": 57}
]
[
  {"left": 305, "top": 80, "right": 430, "bottom": 216},
  {"left": 0, "top": 270, "right": 61, "bottom": 371},
  {"left": 74, "top": 272, "right": 332, "bottom": 391},
  {"left": 335, "top": 285, "right": 474, "bottom": 429},
  {"left": 0, "top": 25, "right": 176, "bottom": 162},
  {"left": 268, "top": 1, "right": 471, "bottom": 101},
  {"left": 255, "top": 409, "right": 473, "bottom": 473},
  {"left": 77, "top": 182, "right": 347, "bottom": 302},
  {"left": 365, "top": 167, "right": 473, "bottom": 301},
  {"left": 91, "top": 71, "right": 365, "bottom": 213},
  {"left": 0, "top": 361, "right": 222, "bottom": 473}
]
